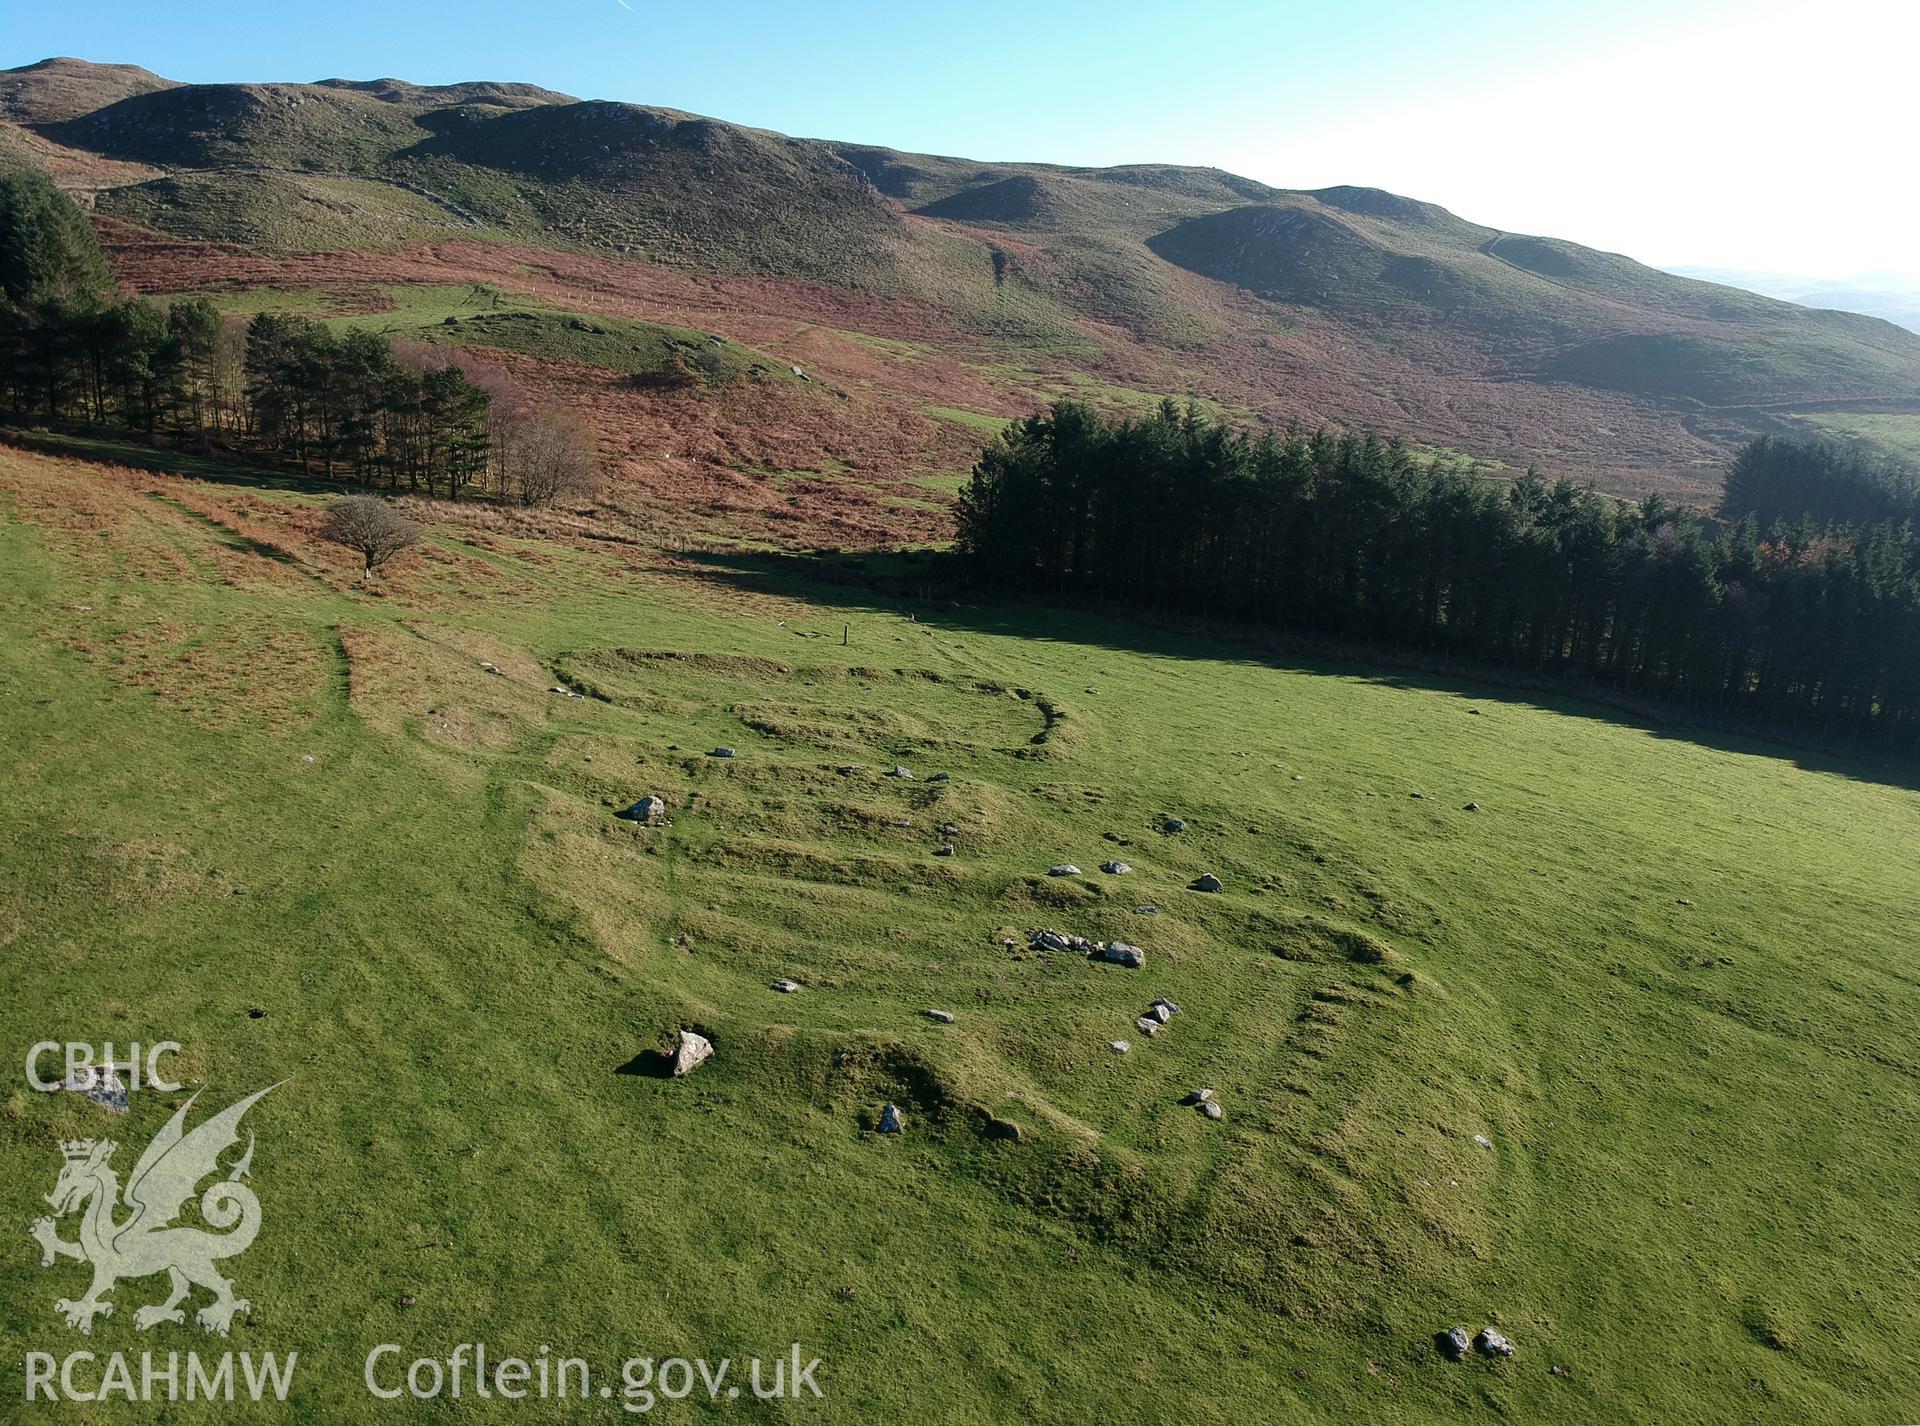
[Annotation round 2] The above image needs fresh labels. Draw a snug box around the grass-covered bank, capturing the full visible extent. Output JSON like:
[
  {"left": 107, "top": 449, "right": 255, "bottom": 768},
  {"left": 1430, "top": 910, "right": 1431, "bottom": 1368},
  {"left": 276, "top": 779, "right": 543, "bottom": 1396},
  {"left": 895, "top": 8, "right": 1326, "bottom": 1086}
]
[{"left": 2, "top": 444, "right": 1918, "bottom": 1422}]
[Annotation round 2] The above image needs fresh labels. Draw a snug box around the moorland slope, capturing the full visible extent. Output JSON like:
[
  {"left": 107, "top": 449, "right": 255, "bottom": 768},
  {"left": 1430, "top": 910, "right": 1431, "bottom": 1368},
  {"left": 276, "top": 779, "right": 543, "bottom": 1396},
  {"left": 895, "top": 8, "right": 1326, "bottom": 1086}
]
[{"left": 7, "top": 57, "right": 1920, "bottom": 520}]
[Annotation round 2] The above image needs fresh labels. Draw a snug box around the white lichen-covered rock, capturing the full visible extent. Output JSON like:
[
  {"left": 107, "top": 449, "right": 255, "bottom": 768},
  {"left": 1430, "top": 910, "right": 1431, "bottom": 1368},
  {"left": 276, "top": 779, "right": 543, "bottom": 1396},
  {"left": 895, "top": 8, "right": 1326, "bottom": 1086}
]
[
  {"left": 922, "top": 1009, "right": 955, "bottom": 1024},
  {"left": 1048, "top": 864, "right": 1082, "bottom": 877},
  {"left": 1101, "top": 941, "right": 1146, "bottom": 968},
  {"left": 1101, "top": 860, "right": 1132, "bottom": 874},
  {"left": 877, "top": 1103, "right": 904, "bottom": 1134},
  {"left": 669, "top": 1029, "right": 713, "bottom": 1077},
  {"left": 618, "top": 795, "right": 667, "bottom": 822},
  {"left": 1475, "top": 1328, "right": 1514, "bottom": 1358}
]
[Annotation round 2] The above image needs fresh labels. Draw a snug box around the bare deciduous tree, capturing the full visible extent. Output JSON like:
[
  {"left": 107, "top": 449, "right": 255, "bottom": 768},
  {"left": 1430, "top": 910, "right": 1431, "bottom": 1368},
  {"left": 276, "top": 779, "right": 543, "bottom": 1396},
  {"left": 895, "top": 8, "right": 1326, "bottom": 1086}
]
[
  {"left": 510, "top": 407, "right": 601, "bottom": 507},
  {"left": 320, "top": 494, "right": 420, "bottom": 582}
]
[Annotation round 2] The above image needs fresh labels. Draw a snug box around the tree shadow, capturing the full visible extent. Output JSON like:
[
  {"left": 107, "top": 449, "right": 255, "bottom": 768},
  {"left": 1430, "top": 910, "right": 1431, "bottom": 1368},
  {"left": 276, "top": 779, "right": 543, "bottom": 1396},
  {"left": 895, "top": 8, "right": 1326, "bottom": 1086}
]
[
  {"left": 144, "top": 491, "right": 302, "bottom": 566},
  {"left": 672, "top": 549, "right": 1920, "bottom": 795},
  {"left": 4, "top": 428, "right": 373, "bottom": 499}
]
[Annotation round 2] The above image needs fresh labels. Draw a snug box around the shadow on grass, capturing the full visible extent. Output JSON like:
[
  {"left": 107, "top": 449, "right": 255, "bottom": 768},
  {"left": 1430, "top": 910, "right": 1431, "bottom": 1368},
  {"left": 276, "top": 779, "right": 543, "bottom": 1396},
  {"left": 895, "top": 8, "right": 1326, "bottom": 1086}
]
[
  {"left": 145, "top": 491, "right": 303, "bottom": 566},
  {"left": 613, "top": 1050, "right": 675, "bottom": 1078},
  {"left": 4, "top": 427, "right": 368, "bottom": 499},
  {"left": 673, "top": 548, "right": 1920, "bottom": 796}
]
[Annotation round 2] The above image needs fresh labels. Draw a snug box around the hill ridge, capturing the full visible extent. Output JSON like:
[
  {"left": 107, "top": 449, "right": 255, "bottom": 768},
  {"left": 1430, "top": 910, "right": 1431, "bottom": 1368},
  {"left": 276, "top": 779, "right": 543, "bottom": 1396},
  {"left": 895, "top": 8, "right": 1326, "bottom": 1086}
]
[{"left": 8, "top": 55, "right": 1919, "bottom": 494}]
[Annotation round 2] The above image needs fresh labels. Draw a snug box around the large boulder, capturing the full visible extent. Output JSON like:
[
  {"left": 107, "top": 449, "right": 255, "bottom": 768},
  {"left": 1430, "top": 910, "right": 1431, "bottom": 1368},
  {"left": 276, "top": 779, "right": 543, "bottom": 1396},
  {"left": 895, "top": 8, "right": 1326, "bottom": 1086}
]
[
  {"left": 1102, "top": 941, "right": 1146, "bottom": 969},
  {"left": 617, "top": 795, "right": 667, "bottom": 823},
  {"left": 1438, "top": 1326, "right": 1472, "bottom": 1361},
  {"left": 1048, "top": 864, "right": 1082, "bottom": 877},
  {"left": 1190, "top": 872, "right": 1223, "bottom": 893},
  {"left": 877, "top": 1103, "right": 904, "bottom": 1134},
  {"left": 1101, "top": 860, "right": 1133, "bottom": 875},
  {"left": 1475, "top": 1328, "right": 1515, "bottom": 1358},
  {"left": 669, "top": 1029, "right": 713, "bottom": 1077}
]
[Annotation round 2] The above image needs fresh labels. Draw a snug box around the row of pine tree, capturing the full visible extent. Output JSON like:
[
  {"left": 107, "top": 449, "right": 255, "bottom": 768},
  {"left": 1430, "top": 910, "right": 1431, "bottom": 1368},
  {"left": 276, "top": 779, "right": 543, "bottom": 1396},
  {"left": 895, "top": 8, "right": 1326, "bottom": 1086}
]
[
  {"left": 0, "top": 172, "right": 595, "bottom": 505},
  {"left": 957, "top": 401, "right": 1920, "bottom": 743}
]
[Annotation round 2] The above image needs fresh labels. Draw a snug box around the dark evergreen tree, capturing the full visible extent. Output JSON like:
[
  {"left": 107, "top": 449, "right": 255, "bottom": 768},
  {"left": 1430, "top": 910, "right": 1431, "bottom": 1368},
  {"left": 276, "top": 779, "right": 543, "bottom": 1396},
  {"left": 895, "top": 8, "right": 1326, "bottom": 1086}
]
[
  {"left": 959, "top": 403, "right": 1920, "bottom": 743},
  {"left": 0, "top": 172, "right": 112, "bottom": 307}
]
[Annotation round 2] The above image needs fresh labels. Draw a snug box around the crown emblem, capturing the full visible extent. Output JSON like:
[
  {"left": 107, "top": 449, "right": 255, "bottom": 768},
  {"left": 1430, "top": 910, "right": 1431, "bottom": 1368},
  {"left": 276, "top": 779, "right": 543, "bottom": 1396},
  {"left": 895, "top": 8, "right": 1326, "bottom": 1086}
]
[{"left": 59, "top": 1139, "right": 96, "bottom": 1161}]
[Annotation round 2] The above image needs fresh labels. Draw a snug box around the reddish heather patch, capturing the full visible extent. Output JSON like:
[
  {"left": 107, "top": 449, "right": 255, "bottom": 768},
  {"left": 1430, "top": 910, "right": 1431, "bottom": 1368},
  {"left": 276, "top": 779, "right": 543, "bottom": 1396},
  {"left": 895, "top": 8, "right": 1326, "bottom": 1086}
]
[{"left": 98, "top": 227, "right": 1740, "bottom": 530}]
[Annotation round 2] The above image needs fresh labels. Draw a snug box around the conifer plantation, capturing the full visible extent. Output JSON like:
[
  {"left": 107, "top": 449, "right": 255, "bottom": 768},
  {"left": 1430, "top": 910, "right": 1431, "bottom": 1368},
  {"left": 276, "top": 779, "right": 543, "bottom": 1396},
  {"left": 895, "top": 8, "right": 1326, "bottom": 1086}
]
[
  {"left": 0, "top": 172, "right": 594, "bottom": 505},
  {"left": 958, "top": 401, "right": 1920, "bottom": 742}
]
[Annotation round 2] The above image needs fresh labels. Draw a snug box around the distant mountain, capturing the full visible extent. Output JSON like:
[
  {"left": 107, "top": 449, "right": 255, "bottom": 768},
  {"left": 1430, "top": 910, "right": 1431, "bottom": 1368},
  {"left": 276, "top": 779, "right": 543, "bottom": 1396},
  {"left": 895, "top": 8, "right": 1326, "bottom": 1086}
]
[
  {"left": 0, "top": 56, "right": 175, "bottom": 124},
  {"left": 1669, "top": 266, "right": 1920, "bottom": 336},
  {"left": 7, "top": 57, "right": 1920, "bottom": 497}
]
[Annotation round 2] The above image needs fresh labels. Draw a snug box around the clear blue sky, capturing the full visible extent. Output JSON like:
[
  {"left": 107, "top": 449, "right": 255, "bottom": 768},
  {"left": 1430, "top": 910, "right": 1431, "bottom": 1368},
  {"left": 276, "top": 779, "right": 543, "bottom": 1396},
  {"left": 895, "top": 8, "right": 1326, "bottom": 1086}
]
[{"left": 6, "top": 0, "right": 1912, "bottom": 281}]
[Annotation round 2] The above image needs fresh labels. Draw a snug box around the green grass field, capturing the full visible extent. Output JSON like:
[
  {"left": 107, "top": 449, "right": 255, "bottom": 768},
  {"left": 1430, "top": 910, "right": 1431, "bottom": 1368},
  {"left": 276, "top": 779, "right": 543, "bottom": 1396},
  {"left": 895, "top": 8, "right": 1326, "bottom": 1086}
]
[
  {"left": 1793, "top": 409, "right": 1920, "bottom": 467},
  {"left": 3, "top": 443, "right": 1919, "bottom": 1422},
  {"left": 152, "top": 282, "right": 785, "bottom": 383}
]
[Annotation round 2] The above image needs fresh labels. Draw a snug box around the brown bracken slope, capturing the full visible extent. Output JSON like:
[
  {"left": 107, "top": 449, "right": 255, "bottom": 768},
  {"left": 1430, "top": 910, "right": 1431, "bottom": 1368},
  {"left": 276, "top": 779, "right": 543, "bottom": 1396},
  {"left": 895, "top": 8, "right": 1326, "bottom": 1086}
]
[{"left": 9, "top": 58, "right": 1920, "bottom": 546}]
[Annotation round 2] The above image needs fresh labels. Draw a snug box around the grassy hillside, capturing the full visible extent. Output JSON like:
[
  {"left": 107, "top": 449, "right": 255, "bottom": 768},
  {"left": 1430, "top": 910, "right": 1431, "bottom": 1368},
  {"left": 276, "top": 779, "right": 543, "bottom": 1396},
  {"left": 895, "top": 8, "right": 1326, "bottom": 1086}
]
[
  {"left": 1148, "top": 198, "right": 1920, "bottom": 402},
  {"left": 13, "top": 57, "right": 1920, "bottom": 497},
  {"left": 3, "top": 443, "right": 1918, "bottom": 1422},
  {"left": 149, "top": 280, "right": 791, "bottom": 383},
  {"left": 0, "top": 56, "right": 175, "bottom": 125},
  {"left": 11, "top": 59, "right": 1917, "bottom": 417}
]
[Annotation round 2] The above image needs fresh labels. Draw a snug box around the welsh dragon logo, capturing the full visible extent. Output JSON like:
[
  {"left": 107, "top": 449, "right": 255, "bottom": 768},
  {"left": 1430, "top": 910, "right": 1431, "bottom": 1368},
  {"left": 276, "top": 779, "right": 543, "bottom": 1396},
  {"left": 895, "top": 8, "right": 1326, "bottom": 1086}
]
[{"left": 29, "top": 1084, "right": 282, "bottom": 1335}]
